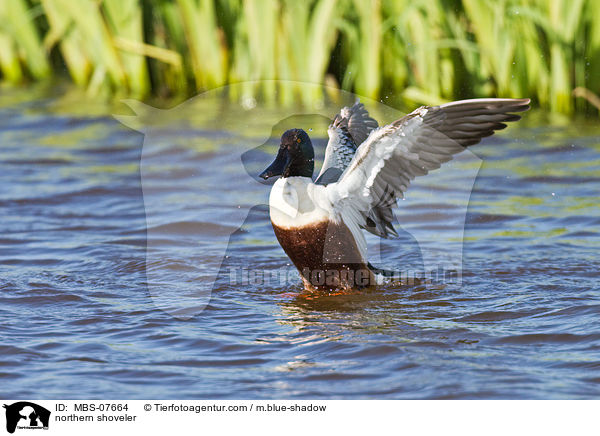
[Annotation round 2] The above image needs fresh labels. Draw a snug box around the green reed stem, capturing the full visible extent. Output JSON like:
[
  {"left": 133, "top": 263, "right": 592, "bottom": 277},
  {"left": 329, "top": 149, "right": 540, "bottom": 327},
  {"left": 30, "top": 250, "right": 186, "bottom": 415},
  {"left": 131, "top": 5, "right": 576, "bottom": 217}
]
[{"left": 0, "top": 0, "right": 597, "bottom": 115}]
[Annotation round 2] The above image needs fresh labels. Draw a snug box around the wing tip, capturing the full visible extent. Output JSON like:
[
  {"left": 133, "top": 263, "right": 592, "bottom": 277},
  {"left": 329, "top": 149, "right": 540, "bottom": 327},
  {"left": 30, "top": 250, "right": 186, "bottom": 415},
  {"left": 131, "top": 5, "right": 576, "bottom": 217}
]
[{"left": 440, "top": 97, "right": 531, "bottom": 110}]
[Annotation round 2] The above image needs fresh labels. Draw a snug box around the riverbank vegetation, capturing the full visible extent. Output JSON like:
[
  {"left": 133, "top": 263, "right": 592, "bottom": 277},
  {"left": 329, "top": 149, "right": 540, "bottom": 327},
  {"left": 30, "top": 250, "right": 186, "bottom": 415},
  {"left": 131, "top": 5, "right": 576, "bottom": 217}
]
[{"left": 1, "top": 0, "right": 598, "bottom": 115}]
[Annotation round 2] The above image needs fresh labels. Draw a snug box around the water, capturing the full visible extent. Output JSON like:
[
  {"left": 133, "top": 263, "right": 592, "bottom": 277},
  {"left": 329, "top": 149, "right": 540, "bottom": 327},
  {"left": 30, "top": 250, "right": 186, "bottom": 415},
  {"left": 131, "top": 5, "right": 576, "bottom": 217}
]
[{"left": 1, "top": 86, "right": 599, "bottom": 399}]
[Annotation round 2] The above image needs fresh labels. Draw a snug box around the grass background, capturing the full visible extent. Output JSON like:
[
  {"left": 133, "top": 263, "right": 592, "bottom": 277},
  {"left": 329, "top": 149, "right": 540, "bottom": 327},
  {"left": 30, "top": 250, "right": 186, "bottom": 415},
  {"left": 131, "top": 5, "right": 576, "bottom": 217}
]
[{"left": 1, "top": 0, "right": 599, "bottom": 115}]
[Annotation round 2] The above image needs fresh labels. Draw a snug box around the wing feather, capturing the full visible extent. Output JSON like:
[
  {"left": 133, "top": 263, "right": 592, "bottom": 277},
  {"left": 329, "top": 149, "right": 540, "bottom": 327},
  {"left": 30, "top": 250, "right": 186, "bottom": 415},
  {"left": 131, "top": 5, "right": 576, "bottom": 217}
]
[
  {"left": 316, "top": 100, "right": 399, "bottom": 238},
  {"left": 327, "top": 98, "right": 530, "bottom": 233},
  {"left": 315, "top": 100, "right": 379, "bottom": 185}
]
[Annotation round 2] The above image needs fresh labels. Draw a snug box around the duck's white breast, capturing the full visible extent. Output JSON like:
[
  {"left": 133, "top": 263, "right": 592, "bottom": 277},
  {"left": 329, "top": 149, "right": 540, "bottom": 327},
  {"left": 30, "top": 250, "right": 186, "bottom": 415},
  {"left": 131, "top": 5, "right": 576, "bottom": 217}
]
[{"left": 269, "top": 177, "right": 331, "bottom": 228}]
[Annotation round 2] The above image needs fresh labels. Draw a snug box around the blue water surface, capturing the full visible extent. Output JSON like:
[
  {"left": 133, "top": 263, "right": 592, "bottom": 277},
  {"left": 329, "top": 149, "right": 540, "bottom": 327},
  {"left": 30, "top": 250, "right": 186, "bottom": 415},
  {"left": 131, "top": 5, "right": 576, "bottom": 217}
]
[{"left": 1, "top": 87, "right": 599, "bottom": 399}]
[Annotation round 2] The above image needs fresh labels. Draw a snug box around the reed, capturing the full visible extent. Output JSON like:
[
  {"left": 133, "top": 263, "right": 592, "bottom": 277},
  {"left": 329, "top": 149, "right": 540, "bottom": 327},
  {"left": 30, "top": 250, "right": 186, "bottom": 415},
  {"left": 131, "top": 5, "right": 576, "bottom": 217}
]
[
  {"left": 0, "top": 0, "right": 49, "bottom": 82},
  {"left": 0, "top": 0, "right": 598, "bottom": 115}
]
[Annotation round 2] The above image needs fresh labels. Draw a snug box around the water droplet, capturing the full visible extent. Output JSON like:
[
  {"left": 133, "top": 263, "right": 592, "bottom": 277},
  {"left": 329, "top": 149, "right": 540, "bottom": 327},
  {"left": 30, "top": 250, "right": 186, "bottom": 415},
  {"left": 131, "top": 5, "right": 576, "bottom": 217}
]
[{"left": 241, "top": 97, "right": 257, "bottom": 110}]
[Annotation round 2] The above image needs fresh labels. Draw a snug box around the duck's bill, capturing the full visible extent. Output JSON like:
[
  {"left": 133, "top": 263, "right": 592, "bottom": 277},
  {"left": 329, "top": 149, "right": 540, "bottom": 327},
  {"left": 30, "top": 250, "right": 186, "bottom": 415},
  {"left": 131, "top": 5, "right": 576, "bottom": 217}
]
[{"left": 259, "top": 148, "right": 291, "bottom": 179}]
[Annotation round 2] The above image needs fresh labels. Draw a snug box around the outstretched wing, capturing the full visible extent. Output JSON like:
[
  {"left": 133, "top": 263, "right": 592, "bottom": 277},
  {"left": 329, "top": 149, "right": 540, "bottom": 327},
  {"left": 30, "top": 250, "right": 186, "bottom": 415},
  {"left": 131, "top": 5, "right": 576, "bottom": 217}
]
[
  {"left": 315, "top": 101, "right": 397, "bottom": 238},
  {"left": 315, "top": 100, "right": 378, "bottom": 185},
  {"left": 327, "top": 98, "right": 530, "bottom": 246}
]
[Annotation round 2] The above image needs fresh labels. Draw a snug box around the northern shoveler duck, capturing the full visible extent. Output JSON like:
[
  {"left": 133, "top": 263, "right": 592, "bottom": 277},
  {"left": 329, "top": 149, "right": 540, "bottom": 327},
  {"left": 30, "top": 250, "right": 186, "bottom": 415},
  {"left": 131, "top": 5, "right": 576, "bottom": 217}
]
[{"left": 260, "top": 98, "right": 530, "bottom": 292}]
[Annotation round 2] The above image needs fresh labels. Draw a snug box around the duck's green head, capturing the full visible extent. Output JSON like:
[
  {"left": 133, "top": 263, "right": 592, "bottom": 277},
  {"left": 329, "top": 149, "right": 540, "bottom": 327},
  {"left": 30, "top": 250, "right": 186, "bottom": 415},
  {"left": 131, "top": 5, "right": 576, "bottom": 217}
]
[{"left": 259, "top": 128, "right": 314, "bottom": 179}]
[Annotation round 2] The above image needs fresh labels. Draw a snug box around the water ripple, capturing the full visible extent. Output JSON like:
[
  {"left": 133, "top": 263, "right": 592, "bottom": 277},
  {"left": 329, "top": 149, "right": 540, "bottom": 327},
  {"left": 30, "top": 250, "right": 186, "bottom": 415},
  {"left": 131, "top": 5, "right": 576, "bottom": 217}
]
[{"left": 0, "top": 94, "right": 599, "bottom": 398}]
